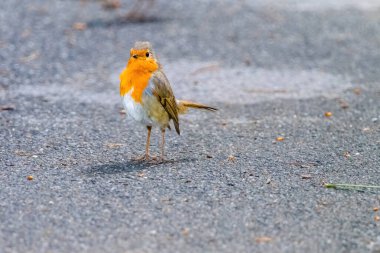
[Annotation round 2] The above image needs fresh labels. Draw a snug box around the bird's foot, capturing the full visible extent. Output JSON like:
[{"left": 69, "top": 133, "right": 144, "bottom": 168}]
[
  {"left": 147, "top": 155, "right": 166, "bottom": 164},
  {"left": 133, "top": 153, "right": 162, "bottom": 163}
]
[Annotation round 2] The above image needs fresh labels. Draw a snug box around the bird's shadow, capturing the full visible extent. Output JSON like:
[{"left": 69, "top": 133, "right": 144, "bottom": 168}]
[{"left": 85, "top": 157, "right": 197, "bottom": 176}]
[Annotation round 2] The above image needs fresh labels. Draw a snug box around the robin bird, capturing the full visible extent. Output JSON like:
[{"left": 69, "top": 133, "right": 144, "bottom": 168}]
[{"left": 119, "top": 41, "right": 217, "bottom": 161}]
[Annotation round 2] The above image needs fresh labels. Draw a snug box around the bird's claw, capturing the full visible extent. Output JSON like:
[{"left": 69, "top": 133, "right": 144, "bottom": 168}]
[{"left": 133, "top": 154, "right": 165, "bottom": 163}]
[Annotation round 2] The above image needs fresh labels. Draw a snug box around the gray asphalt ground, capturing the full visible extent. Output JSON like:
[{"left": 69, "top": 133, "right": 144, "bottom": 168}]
[{"left": 1, "top": 0, "right": 380, "bottom": 252}]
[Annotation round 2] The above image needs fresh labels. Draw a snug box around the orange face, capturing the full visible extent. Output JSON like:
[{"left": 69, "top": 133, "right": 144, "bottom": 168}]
[
  {"left": 119, "top": 47, "right": 159, "bottom": 100},
  {"left": 128, "top": 48, "right": 158, "bottom": 73}
]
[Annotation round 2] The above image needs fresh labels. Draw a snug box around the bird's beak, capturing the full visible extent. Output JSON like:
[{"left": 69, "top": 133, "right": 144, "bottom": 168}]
[{"left": 132, "top": 55, "right": 138, "bottom": 59}]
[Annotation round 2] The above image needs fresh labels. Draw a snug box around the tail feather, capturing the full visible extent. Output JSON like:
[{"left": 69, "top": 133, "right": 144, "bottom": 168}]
[{"left": 176, "top": 100, "right": 217, "bottom": 114}]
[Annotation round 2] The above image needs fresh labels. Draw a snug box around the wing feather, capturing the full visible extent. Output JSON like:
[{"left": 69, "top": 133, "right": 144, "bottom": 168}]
[{"left": 151, "top": 70, "right": 180, "bottom": 135}]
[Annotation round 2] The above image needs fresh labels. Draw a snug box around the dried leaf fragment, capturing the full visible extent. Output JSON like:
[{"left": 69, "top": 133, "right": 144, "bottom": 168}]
[
  {"left": 343, "top": 151, "right": 351, "bottom": 158},
  {"left": 338, "top": 99, "right": 349, "bottom": 109},
  {"left": 255, "top": 236, "right": 272, "bottom": 243},
  {"left": 0, "top": 105, "right": 15, "bottom": 111},
  {"left": 15, "top": 150, "right": 31, "bottom": 156},
  {"left": 227, "top": 155, "right": 236, "bottom": 162},
  {"left": 353, "top": 87, "right": 361, "bottom": 95},
  {"left": 21, "top": 29, "right": 31, "bottom": 39},
  {"left": 102, "top": 0, "right": 121, "bottom": 9},
  {"left": 191, "top": 63, "right": 220, "bottom": 75},
  {"left": 137, "top": 172, "right": 145, "bottom": 178},
  {"left": 20, "top": 51, "right": 39, "bottom": 63},
  {"left": 105, "top": 143, "right": 123, "bottom": 149},
  {"left": 301, "top": 174, "right": 312, "bottom": 179},
  {"left": 72, "top": 22, "right": 87, "bottom": 31},
  {"left": 181, "top": 228, "right": 190, "bottom": 237}
]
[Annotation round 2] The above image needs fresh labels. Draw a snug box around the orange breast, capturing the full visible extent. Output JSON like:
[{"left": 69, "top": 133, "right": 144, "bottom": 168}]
[{"left": 120, "top": 58, "right": 159, "bottom": 103}]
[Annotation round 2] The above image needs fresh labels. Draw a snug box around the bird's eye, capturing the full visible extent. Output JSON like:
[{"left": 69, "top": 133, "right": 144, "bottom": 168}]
[{"left": 146, "top": 52, "right": 150, "bottom": 57}]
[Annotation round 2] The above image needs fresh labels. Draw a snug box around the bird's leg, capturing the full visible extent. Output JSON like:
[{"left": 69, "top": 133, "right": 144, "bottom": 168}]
[
  {"left": 134, "top": 126, "right": 156, "bottom": 161},
  {"left": 145, "top": 125, "right": 152, "bottom": 158},
  {"left": 160, "top": 128, "right": 165, "bottom": 160}
]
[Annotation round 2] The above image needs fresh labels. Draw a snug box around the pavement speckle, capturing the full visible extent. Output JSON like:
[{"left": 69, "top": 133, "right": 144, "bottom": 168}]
[{"left": 1, "top": 0, "right": 380, "bottom": 253}]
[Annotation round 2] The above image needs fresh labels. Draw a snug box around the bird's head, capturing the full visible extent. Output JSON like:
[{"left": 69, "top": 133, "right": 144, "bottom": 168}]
[{"left": 128, "top": 41, "right": 159, "bottom": 72}]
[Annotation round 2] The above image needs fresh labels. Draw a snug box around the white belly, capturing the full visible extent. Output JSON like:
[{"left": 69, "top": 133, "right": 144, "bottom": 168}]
[
  {"left": 122, "top": 86, "right": 170, "bottom": 128},
  {"left": 122, "top": 89, "right": 153, "bottom": 126}
]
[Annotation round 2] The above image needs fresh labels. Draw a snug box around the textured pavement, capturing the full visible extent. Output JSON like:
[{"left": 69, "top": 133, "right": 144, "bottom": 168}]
[{"left": 1, "top": 0, "right": 380, "bottom": 252}]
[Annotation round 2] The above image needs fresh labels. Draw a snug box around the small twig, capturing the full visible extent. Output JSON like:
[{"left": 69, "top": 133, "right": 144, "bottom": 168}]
[{"left": 324, "top": 183, "right": 380, "bottom": 190}]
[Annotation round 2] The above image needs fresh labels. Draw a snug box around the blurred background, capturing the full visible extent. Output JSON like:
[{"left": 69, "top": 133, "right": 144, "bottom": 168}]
[{"left": 2, "top": 0, "right": 380, "bottom": 107}]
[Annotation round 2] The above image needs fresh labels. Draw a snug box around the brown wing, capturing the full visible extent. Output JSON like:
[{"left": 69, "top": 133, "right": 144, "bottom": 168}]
[{"left": 151, "top": 70, "right": 180, "bottom": 135}]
